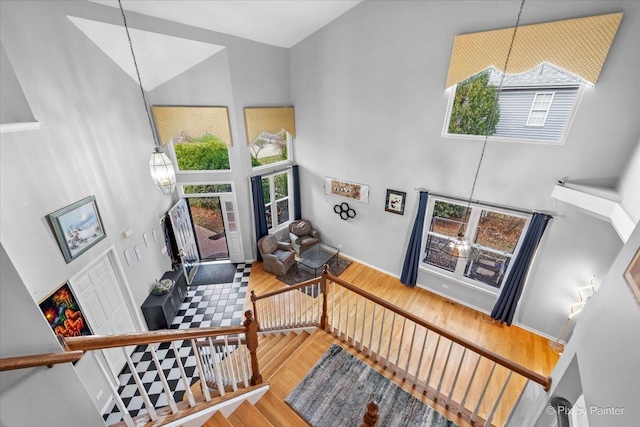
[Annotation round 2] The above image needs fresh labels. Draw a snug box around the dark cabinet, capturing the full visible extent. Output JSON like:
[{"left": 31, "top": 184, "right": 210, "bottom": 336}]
[{"left": 141, "top": 269, "right": 187, "bottom": 330}]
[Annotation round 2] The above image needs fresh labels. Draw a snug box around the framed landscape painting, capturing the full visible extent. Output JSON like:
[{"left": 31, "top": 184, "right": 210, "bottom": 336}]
[
  {"left": 39, "top": 282, "right": 92, "bottom": 338},
  {"left": 48, "top": 195, "right": 106, "bottom": 263}
]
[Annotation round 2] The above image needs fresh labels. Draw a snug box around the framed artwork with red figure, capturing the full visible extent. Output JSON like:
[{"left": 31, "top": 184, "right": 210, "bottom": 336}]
[{"left": 39, "top": 282, "right": 92, "bottom": 338}]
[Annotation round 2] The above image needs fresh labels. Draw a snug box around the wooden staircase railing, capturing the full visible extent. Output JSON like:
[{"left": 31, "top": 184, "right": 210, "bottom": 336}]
[
  {"left": 252, "top": 265, "right": 552, "bottom": 427},
  {"left": 0, "top": 310, "right": 262, "bottom": 427}
]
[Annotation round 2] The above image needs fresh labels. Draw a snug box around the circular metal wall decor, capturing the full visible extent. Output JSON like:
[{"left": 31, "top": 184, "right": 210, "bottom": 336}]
[{"left": 334, "top": 202, "right": 356, "bottom": 221}]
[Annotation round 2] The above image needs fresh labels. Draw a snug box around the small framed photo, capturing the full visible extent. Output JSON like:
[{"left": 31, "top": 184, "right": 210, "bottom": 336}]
[
  {"left": 47, "top": 195, "right": 106, "bottom": 263},
  {"left": 624, "top": 248, "right": 640, "bottom": 307},
  {"left": 385, "top": 189, "right": 406, "bottom": 215}
]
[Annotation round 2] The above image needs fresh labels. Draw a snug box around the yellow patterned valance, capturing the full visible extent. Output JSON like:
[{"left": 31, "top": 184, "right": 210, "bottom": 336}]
[
  {"left": 152, "top": 106, "right": 233, "bottom": 147},
  {"left": 244, "top": 107, "right": 296, "bottom": 145},
  {"left": 446, "top": 12, "right": 623, "bottom": 88}
]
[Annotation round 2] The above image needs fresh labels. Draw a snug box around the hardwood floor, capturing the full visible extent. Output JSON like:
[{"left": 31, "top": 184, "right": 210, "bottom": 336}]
[{"left": 248, "top": 259, "right": 559, "bottom": 426}]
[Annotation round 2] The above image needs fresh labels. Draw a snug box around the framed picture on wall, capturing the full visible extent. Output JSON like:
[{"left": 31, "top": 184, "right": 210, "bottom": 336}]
[
  {"left": 624, "top": 248, "right": 640, "bottom": 307},
  {"left": 47, "top": 195, "right": 106, "bottom": 263},
  {"left": 39, "top": 282, "right": 92, "bottom": 338},
  {"left": 324, "top": 177, "right": 370, "bottom": 203},
  {"left": 385, "top": 189, "right": 406, "bottom": 215}
]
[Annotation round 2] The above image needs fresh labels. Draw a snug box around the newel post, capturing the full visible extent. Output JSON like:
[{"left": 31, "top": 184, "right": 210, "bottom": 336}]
[
  {"left": 250, "top": 290, "right": 259, "bottom": 329},
  {"left": 244, "top": 310, "right": 263, "bottom": 385},
  {"left": 360, "top": 401, "right": 379, "bottom": 427},
  {"left": 320, "top": 264, "right": 329, "bottom": 330}
]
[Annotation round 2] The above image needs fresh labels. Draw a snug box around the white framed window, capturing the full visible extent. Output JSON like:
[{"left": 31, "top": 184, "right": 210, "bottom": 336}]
[
  {"left": 421, "top": 197, "right": 530, "bottom": 293},
  {"left": 526, "top": 92, "right": 555, "bottom": 127},
  {"left": 261, "top": 170, "right": 293, "bottom": 231},
  {"left": 250, "top": 130, "right": 293, "bottom": 170}
]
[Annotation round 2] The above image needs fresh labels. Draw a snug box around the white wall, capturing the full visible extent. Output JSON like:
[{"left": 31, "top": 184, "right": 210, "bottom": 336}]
[
  {"left": 290, "top": 0, "right": 640, "bottom": 337},
  {"left": 0, "top": 245, "right": 106, "bottom": 426},
  {"left": 0, "top": 0, "right": 292, "bottom": 413},
  {"left": 618, "top": 137, "right": 640, "bottom": 223},
  {"left": 525, "top": 222, "right": 640, "bottom": 427}
]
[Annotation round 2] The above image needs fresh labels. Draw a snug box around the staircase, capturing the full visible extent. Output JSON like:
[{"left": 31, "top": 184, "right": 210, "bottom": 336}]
[{"left": 202, "top": 330, "right": 312, "bottom": 426}]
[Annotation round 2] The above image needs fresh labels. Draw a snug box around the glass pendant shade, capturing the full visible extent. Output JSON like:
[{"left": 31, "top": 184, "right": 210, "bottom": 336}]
[
  {"left": 149, "top": 148, "right": 176, "bottom": 195},
  {"left": 439, "top": 230, "right": 473, "bottom": 259}
]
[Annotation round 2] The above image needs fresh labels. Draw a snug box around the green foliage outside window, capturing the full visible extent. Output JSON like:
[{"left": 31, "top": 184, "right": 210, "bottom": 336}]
[
  {"left": 433, "top": 201, "right": 467, "bottom": 219},
  {"left": 274, "top": 173, "right": 288, "bottom": 199},
  {"left": 174, "top": 134, "right": 230, "bottom": 170},
  {"left": 448, "top": 71, "right": 500, "bottom": 136}
]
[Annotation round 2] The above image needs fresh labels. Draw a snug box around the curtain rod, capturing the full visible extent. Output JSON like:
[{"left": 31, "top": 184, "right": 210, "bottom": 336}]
[
  {"left": 250, "top": 165, "right": 294, "bottom": 179},
  {"left": 413, "top": 187, "right": 553, "bottom": 218}
]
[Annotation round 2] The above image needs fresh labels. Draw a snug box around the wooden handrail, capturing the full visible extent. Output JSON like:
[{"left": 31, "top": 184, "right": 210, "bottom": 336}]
[
  {"left": 64, "top": 326, "right": 247, "bottom": 352},
  {"left": 323, "top": 268, "right": 552, "bottom": 391},
  {"left": 0, "top": 350, "right": 84, "bottom": 371},
  {"left": 252, "top": 275, "right": 321, "bottom": 300}
]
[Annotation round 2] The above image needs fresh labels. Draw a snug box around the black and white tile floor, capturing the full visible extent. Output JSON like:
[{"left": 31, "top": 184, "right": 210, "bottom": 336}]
[{"left": 103, "top": 263, "right": 251, "bottom": 425}]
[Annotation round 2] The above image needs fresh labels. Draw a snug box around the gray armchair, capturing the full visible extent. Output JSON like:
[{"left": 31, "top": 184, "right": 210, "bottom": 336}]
[
  {"left": 258, "top": 234, "right": 296, "bottom": 276},
  {"left": 288, "top": 219, "right": 320, "bottom": 255}
]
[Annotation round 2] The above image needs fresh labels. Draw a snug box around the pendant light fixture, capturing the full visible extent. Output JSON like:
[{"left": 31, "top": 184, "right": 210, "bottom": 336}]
[
  {"left": 438, "top": 0, "right": 526, "bottom": 259},
  {"left": 119, "top": 0, "right": 176, "bottom": 195}
]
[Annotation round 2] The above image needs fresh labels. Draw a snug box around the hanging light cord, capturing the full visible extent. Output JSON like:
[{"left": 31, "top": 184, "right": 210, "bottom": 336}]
[
  {"left": 118, "top": 0, "right": 159, "bottom": 150},
  {"left": 463, "top": 0, "right": 526, "bottom": 218}
]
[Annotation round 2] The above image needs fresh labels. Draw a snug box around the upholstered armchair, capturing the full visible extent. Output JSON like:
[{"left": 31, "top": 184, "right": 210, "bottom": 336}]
[
  {"left": 258, "top": 234, "right": 296, "bottom": 276},
  {"left": 288, "top": 219, "right": 320, "bottom": 255}
]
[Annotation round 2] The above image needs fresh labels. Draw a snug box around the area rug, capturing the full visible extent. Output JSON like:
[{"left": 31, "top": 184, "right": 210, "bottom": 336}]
[
  {"left": 285, "top": 344, "right": 458, "bottom": 427},
  {"left": 276, "top": 257, "right": 352, "bottom": 297},
  {"left": 190, "top": 262, "right": 238, "bottom": 286}
]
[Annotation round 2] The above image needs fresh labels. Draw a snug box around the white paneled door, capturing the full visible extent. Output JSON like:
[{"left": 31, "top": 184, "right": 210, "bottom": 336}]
[
  {"left": 169, "top": 198, "right": 200, "bottom": 283},
  {"left": 69, "top": 252, "right": 136, "bottom": 382}
]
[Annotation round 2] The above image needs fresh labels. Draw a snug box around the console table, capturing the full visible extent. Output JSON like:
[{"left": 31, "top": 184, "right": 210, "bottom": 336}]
[{"left": 141, "top": 269, "right": 187, "bottom": 330}]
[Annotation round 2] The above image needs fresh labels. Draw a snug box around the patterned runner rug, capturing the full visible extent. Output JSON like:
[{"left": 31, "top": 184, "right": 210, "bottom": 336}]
[{"left": 285, "top": 344, "right": 459, "bottom": 427}]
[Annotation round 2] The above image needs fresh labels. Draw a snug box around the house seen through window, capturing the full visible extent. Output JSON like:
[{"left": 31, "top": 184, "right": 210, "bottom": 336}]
[
  {"left": 262, "top": 170, "right": 292, "bottom": 231},
  {"left": 444, "top": 63, "right": 584, "bottom": 144},
  {"left": 422, "top": 199, "right": 529, "bottom": 292}
]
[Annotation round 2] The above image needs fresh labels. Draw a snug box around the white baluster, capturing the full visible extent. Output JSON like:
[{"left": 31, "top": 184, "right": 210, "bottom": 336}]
[
  {"left": 345, "top": 291, "right": 351, "bottom": 342},
  {"left": 404, "top": 323, "right": 417, "bottom": 380},
  {"left": 385, "top": 313, "right": 396, "bottom": 367},
  {"left": 368, "top": 304, "right": 377, "bottom": 357},
  {"left": 305, "top": 286, "right": 309, "bottom": 324},
  {"left": 376, "top": 309, "right": 386, "bottom": 362},
  {"left": 92, "top": 352, "right": 135, "bottom": 427},
  {"left": 414, "top": 329, "right": 429, "bottom": 383},
  {"left": 224, "top": 337, "right": 238, "bottom": 392},
  {"left": 190, "top": 339, "right": 211, "bottom": 401},
  {"left": 460, "top": 354, "right": 482, "bottom": 413},
  {"left": 436, "top": 341, "right": 454, "bottom": 399},
  {"left": 352, "top": 294, "right": 359, "bottom": 346},
  {"left": 484, "top": 371, "right": 512, "bottom": 427},
  {"left": 338, "top": 286, "right": 343, "bottom": 336},
  {"left": 471, "top": 362, "right": 497, "bottom": 423},
  {"left": 424, "top": 335, "right": 442, "bottom": 389},
  {"left": 208, "top": 339, "right": 225, "bottom": 397},
  {"left": 360, "top": 299, "right": 367, "bottom": 352},
  {"left": 149, "top": 344, "right": 178, "bottom": 413},
  {"left": 121, "top": 347, "right": 158, "bottom": 420},
  {"left": 395, "top": 317, "right": 407, "bottom": 373},
  {"left": 237, "top": 335, "right": 249, "bottom": 388},
  {"left": 171, "top": 342, "right": 195, "bottom": 407},
  {"left": 446, "top": 347, "right": 467, "bottom": 407}
]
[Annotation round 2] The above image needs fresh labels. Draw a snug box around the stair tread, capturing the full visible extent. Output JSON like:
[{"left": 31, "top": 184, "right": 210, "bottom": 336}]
[
  {"left": 228, "top": 400, "right": 273, "bottom": 427},
  {"left": 256, "top": 333, "right": 281, "bottom": 354},
  {"left": 254, "top": 390, "right": 309, "bottom": 427},
  {"left": 261, "top": 332, "right": 311, "bottom": 380},
  {"left": 257, "top": 333, "right": 297, "bottom": 366},
  {"left": 205, "top": 410, "right": 234, "bottom": 427}
]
